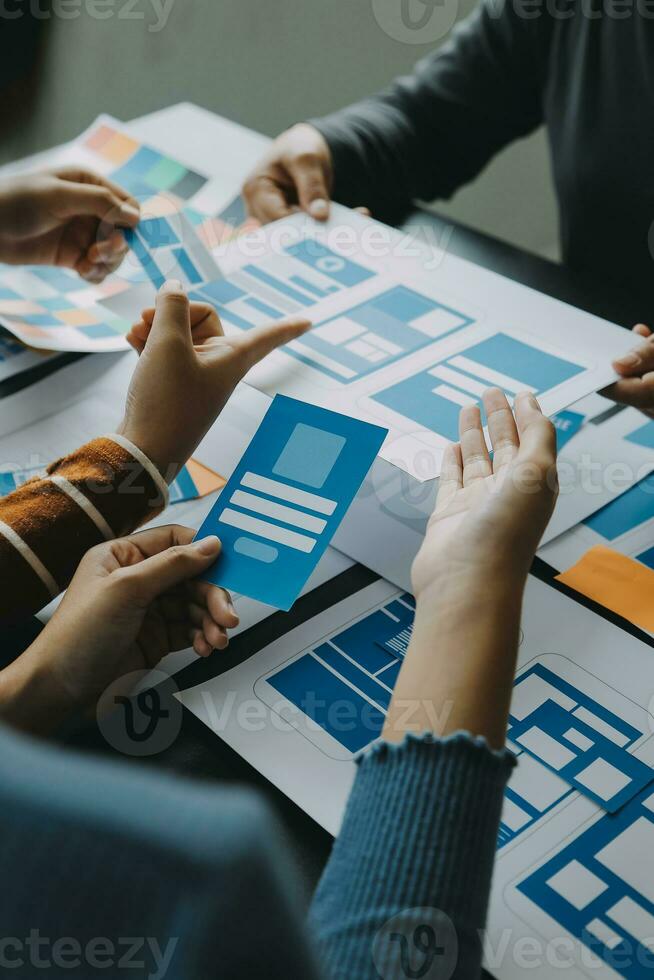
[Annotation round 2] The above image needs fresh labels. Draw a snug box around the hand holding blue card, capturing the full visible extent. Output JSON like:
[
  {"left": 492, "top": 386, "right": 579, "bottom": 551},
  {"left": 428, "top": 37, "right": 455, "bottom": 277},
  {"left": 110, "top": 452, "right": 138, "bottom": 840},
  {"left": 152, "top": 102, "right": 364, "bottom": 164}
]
[{"left": 195, "top": 395, "right": 388, "bottom": 609}]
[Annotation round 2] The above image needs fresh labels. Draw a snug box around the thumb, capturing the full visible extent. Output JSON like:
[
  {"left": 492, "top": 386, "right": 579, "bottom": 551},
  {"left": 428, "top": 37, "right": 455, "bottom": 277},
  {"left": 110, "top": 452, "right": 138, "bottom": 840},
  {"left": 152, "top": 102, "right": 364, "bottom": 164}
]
[
  {"left": 55, "top": 180, "right": 141, "bottom": 227},
  {"left": 127, "top": 535, "right": 221, "bottom": 603},
  {"left": 149, "top": 279, "right": 192, "bottom": 348},
  {"left": 287, "top": 157, "right": 330, "bottom": 220}
]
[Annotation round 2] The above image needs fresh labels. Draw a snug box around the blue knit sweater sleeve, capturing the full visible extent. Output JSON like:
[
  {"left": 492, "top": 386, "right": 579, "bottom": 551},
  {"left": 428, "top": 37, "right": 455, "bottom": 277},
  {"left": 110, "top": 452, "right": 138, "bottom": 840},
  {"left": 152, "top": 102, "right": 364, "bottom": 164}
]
[{"left": 309, "top": 733, "right": 515, "bottom": 980}]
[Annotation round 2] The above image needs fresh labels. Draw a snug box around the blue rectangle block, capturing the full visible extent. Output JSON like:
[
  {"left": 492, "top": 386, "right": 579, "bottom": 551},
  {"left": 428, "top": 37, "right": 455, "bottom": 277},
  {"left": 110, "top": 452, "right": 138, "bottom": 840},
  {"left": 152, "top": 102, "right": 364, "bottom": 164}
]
[
  {"left": 584, "top": 473, "right": 654, "bottom": 540},
  {"left": 268, "top": 654, "right": 385, "bottom": 753},
  {"left": 462, "top": 333, "right": 585, "bottom": 391},
  {"left": 172, "top": 247, "right": 202, "bottom": 285},
  {"left": 627, "top": 419, "right": 654, "bottom": 449},
  {"left": 313, "top": 644, "right": 391, "bottom": 710},
  {"left": 31, "top": 267, "right": 78, "bottom": 292},
  {"left": 331, "top": 610, "right": 401, "bottom": 673},
  {"left": 169, "top": 465, "right": 199, "bottom": 504},
  {"left": 370, "top": 286, "right": 438, "bottom": 322},
  {"left": 195, "top": 395, "right": 387, "bottom": 610},
  {"left": 285, "top": 240, "right": 374, "bottom": 287},
  {"left": 552, "top": 409, "right": 585, "bottom": 450},
  {"left": 243, "top": 264, "right": 315, "bottom": 306},
  {"left": 374, "top": 371, "right": 464, "bottom": 441},
  {"left": 138, "top": 217, "right": 179, "bottom": 249},
  {"left": 196, "top": 278, "right": 246, "bottom": 305}
]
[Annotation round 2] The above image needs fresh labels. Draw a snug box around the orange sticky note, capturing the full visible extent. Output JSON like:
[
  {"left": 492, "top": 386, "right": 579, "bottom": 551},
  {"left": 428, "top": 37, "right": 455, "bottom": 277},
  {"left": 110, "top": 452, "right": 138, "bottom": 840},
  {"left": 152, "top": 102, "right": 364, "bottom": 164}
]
[
  {"left": 556, "top": 545, "right": 654, "bottom": 633},
  {"left": 186, "top": 458, "right": 225, "bottom": 497}
]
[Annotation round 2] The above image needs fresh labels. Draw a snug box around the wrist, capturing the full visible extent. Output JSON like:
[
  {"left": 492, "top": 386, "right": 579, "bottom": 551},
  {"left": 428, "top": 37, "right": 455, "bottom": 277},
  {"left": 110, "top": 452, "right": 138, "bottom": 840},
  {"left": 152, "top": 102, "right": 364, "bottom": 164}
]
[
  {"left": 114, "top": 420, "right": 180, "bottom": 485},
  {"left": 0, "top": 641, "right": 78, "bottom": 736}
]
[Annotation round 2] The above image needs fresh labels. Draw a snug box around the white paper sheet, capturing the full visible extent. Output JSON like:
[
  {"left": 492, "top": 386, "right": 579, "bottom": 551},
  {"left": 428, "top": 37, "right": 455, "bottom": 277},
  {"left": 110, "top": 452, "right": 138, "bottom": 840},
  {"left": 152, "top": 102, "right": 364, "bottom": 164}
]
[
  {"left": 177, "top": 573, "right": 654, "bottom": 979},
  {"left": 206, "top": 206, "right": 634, "bottom": 481}
]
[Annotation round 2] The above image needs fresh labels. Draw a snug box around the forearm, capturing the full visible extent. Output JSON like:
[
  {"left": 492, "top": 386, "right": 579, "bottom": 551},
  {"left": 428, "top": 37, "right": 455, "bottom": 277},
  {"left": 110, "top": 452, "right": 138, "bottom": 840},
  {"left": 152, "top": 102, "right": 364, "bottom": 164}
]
[
  {"left": 311, "top": 0, "right": 544, "bottom": 221},
  {"left": 310, "top": 734, "right": 514, "bottom": 979},
  {"left": 384, "top": 573, "right": 525, "bottom": 749},
  {"left": 0, "top": 639, "right": 76, "bottom": 736},
  {"left": 0, "top": 435, "right": 168, "bottom": 622}
]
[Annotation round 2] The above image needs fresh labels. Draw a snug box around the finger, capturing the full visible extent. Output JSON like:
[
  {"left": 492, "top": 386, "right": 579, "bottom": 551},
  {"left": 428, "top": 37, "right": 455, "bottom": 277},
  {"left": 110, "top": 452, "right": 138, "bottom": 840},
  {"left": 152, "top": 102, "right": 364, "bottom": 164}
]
[
  {"left": 459, "top": 405, "right": 492, "bottom": 486},
  {"left": 86, "top": 231, "right": 128, "bottom": 264},
  {"left": 612, "top": 335, "right": 654, "bottom": 377},
  {"left": 354, "top": 206, "right": 371, "bottom": 217},
  {"left": 483, "top": 388, "right": 519, "bottom": 473},
  {"left": 54, "top": 166, "right": 140, "bottom": 210},
  {"left": 191, "top": 628, "right": 213, "bottom": 658},
  {"left": 119, "top": 535, "right": 221, "bottom": 605},
  {"left": 54, "top": 179, "right": 140, "bottom": 227},
  {"left": 633, "top": 323, "right": 652, "bottom": 338},
  {"left": 243, "top": 176, "right": 295, "bottom": 223},
  {"left": 148, "top": 279, "right": 192, "bottom": 349},
  {"left": 603, "top": 373, "right": 654, "bottom": 410},
  {"left": 230, "top": 315, "right": 311, "bottom": 370},
  {"left": 122, "top": 524, "right": 197, "bottom": 558},
  {"left": 513, "top": 391, "right": 557, "bottom": 469},
  {"left": 188, "top": 303, "right": 224, "bottom": 342},
  {"left": 435, "top": 442, "right": 463, "bottom": 511},
  {"left": 187, "top": 579, "right": 239, "bottom": 628},
  {"left": 286, "top": 158, "right": 330, "bottom": 220}
]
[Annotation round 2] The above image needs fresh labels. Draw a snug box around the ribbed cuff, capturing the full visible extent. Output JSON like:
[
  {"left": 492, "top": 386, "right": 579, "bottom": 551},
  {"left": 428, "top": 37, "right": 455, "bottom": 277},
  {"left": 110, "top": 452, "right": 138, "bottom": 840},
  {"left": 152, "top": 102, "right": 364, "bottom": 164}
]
[{"left": 310, "top": 732, "right": 514, "bottom": 980}]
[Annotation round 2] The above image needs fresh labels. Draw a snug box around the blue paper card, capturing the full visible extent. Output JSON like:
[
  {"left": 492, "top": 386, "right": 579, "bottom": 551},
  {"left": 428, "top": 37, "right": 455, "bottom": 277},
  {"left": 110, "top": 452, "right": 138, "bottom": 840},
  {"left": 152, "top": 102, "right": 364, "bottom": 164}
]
[{"left": 195, "top": 395, "right": 387, "bottom": 609}]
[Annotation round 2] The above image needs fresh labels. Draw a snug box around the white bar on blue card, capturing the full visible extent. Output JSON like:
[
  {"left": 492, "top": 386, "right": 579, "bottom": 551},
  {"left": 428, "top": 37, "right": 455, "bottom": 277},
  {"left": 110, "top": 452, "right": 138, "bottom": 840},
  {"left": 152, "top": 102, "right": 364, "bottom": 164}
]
[
  {"left": 585, "top": 918, "right": 623, "bottom": 950},
  {"left": 449, "top": 354, "right": 537, "bottom": 394},
  {"left": 572, "top": 706, "right": 630, "bottom": 747},
  {"left": 315, "top": 317, "right": 365, "bottom": 345},
  {"left": 411, "top": 307, "right": 467, "bottom": 338},
  {"left": 230, "top": 489, "right": 327, "bottom": 534},
  {"left": 220, "top": 508, "right": 317, "bottom": 553},
  {"left": 289, "top": 340, "right": 357, "bottom": 379},
  {"left": 546, "top": 860, "right": 608, "bottom": 910},
  {"left": 241, "top": 472, "right": 337, "bottom": 515},
  {"left": 596, "top": 817, "right": 654, "bottom": 904},
  {"left": 502, "top": 797, "right": 531, "bottom": 832},
  {"left": 517, "top": 726, "right": 576, "bottom": 770},
  {"left": 429, "top": 364, "right": 488, "bottom": 396},
  {"left": 432, "top": 384, "right": 477, "bottom": 408},
  {"left": 607, "top": 896, "right": 654, "bottom": 948},
  {"left": 563, "top": 727, "right": 594, "bottom": 751}
]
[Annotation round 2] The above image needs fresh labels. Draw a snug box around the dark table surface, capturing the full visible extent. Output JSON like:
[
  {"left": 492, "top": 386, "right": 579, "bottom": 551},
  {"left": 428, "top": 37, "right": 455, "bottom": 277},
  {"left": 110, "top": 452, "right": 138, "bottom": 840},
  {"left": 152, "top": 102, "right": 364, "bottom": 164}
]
[{"left": 2, "top": 205, "right": 652, "bottom": 953}]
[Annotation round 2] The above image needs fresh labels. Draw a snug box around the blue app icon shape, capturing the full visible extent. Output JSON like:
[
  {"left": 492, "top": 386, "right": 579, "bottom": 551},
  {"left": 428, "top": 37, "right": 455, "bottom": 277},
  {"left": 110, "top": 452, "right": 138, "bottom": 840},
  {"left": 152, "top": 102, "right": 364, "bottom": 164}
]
[{"left": 196, "top": 395, "right": 388, "bottom": 609}]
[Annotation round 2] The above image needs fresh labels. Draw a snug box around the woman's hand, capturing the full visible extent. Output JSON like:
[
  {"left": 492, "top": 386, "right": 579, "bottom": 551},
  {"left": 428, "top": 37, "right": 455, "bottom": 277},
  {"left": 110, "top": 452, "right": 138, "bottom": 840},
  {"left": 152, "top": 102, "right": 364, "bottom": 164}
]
[
  {"left": 0, "top": 167, "right": 140, "bottom": 282},
  {"left": 118, "top": 279, "right": 310, "bottom": 479},
  {"left": 412, "top": 388, "right": 558, "bottom": 604},
  {"left": 604, "top": 323, "right": 654, "bottom": 416},
  {"left": 243, "top": 124, "right": 334, "bottom": 223},
  {"left": 384, "top": 389, "right": 558, "bottom": 749},
  {"left": 0, "top": 526, "right": 236, "bottom": 735}
]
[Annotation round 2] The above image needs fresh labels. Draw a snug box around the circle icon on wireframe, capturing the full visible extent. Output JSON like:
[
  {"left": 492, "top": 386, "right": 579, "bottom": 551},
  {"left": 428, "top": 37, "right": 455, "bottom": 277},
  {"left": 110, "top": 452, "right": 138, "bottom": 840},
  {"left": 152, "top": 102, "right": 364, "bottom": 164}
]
[
  {"left": 317, "top": 255, "right": 346, "bottom": 274},
  {"left": 372, "top": 907, "right": 458, "bottom": 979}
]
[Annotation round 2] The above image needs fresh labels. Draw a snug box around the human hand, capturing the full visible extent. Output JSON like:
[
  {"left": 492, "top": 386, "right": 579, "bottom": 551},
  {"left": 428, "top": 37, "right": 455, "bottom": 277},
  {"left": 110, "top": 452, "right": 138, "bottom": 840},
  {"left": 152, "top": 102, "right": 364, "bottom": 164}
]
[
  {"left": 603, "top": 323, "right": 654, "bottom": 416},
  {"left": 384, "top": 390, "right": 558, "bottom": 748},
  {"left": 243, "top": 124, "right": 334, "bottom": 224},
  {"left": 0, "top": 167, "right": 140, "bottom": 282},
  {"left": 0, "top": 526, "right": 236, "bottom": 734},
  {"left": 411, "top": 389, "right": 558, "bottom": 607},
  {"left": 118, "top": 280, "right": 310, "bottom": 479}
]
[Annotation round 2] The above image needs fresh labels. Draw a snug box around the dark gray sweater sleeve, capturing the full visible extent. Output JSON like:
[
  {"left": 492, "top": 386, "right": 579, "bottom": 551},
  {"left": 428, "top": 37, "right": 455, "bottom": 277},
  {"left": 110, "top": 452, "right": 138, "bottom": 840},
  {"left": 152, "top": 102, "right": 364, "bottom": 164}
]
[
  {"left": 309, "top": 733, "right": 515, "bottom": 980},
  {"left": 311, "top": 0, "right": 547, "bottom": 222}
]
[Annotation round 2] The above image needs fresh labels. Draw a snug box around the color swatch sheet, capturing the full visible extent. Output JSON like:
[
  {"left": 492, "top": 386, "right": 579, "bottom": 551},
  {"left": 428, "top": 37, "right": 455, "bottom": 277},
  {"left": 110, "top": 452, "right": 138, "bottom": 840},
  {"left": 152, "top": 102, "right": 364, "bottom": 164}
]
[
  {"left": 0, "top": 115, "right": 220, "bottom": 354},
  {"left": 195, "top": 394, "right": 387, "bottom": 609},
  {"left": 206, "top": 205, "right": 632, "bottom": 481},
  {"left": 178, "top": 573, "right": 654, "bottom": 979}
]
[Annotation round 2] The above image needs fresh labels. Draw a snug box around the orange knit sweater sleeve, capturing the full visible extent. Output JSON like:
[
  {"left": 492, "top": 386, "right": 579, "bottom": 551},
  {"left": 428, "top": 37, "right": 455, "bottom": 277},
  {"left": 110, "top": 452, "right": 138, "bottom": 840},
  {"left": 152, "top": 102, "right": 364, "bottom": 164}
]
[{"left": 0, "top": 434, "right": 169, "bottom": 623}]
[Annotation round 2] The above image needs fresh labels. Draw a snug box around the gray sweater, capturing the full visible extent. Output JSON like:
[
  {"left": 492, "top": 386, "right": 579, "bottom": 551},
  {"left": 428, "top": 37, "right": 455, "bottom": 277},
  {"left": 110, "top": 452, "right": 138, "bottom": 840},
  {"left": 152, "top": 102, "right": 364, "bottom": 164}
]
[
  {"left": 0, "top": 725, "right": 513, "bottom": 978},
  {"left": 313, "top": 0, "right": 654, "bottom": 316}
]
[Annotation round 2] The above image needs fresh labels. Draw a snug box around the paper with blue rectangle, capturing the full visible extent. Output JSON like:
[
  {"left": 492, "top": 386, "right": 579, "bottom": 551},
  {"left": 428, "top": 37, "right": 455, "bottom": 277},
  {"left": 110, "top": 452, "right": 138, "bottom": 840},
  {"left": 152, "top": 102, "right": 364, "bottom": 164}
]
[{"left": 195, "top": 395, "right": 387, "bottom": 609}]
